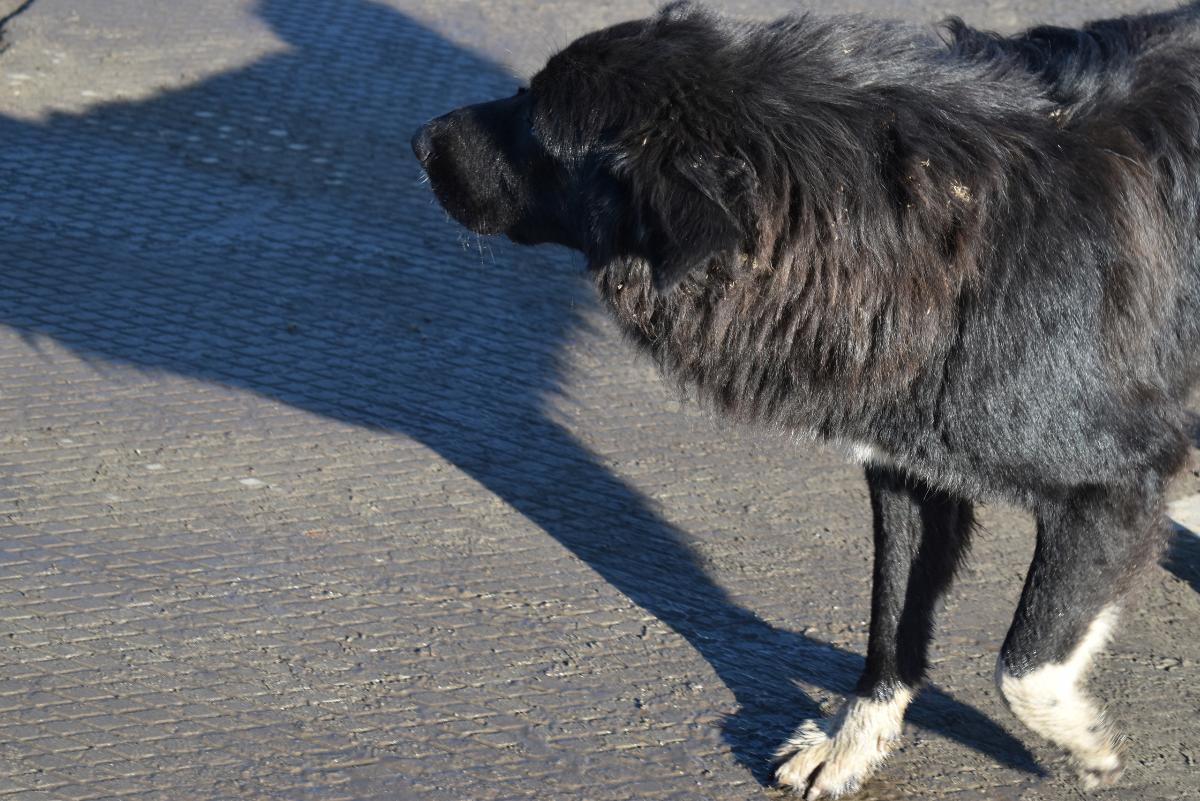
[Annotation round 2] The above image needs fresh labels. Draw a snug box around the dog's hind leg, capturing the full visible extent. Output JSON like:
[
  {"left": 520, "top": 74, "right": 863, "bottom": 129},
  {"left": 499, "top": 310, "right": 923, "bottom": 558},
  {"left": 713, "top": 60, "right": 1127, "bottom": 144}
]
[
  {"left": 996, "top": 479, "right": 1167, "bottom": 789},
  {"left": 775, "top": 464, "right": 974, "bottom": 799}
]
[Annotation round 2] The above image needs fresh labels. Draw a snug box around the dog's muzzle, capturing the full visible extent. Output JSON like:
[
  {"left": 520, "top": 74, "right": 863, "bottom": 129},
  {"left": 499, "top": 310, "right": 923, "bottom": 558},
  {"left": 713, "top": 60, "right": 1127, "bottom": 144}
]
[{"left": 411, "top": 124, "right": 435, "bottom": 165}]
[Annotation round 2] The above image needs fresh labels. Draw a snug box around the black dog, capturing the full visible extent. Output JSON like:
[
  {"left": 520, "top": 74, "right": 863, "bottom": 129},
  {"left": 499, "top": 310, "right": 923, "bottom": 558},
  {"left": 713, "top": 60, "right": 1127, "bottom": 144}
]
[{"left": 413, "top": 2, "right": 1200, "bottom": 796}]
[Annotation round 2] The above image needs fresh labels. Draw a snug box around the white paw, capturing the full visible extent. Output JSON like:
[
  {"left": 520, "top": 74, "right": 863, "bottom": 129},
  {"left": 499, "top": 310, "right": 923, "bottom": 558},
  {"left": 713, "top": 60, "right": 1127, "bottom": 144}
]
[
  {"left": 773, "top": 690, "right": 911, "bottom": 799},
  {"left": 1075, "top": 740, "right": 1125, "bottom": 791}
]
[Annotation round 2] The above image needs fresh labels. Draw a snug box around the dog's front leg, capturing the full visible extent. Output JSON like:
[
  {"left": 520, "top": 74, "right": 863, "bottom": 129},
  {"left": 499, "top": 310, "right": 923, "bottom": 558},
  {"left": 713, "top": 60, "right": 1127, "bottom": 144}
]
[
  {"left": 775, "top": 464, "right": 974, "bottom": 799},
  {"left": 995, "top": 477, "right": 1168, "bottom": 789}
]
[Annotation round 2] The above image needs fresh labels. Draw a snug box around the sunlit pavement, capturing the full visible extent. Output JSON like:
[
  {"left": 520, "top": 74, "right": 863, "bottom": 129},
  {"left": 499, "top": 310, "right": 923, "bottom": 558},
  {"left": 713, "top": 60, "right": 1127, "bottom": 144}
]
[{"left": 0, "top": 1, "right": 1196, "bottom": 799}]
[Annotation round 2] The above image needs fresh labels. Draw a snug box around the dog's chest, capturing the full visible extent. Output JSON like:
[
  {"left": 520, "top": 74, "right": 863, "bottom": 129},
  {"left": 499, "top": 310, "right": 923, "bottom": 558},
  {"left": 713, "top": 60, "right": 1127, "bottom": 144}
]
[{"left": 844, "top": 441, "right": 893, "bottom": 467}]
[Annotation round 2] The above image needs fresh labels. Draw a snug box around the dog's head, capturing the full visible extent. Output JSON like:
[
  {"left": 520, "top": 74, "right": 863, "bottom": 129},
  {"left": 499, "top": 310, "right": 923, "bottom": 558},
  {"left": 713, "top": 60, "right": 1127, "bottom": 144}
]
[{"left": 413, "top": 2, "right": 758, "bottom": 292}]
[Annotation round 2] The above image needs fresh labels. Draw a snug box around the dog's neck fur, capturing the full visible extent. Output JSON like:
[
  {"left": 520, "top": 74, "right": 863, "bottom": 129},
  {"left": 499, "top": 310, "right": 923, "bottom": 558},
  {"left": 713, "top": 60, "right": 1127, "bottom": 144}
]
[
  {"left": 576, "top": 19, "right": 1026, "bottom": 444},
  {"left": 590, "top": 250, "right": 945, "bottom": 448}
]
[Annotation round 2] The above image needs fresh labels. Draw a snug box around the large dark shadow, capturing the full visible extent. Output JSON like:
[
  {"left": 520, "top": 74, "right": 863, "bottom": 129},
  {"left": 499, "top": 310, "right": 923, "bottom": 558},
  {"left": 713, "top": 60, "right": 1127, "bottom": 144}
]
[
  {"left": 1163, "top": 411, "right": 1199, "bottom": 592},
  {"left": 1165, "top": 526, "right": 1200, "bottom": 594},
  {"left": 0, "top": 0, "right": 1039, "bottom": 783}
]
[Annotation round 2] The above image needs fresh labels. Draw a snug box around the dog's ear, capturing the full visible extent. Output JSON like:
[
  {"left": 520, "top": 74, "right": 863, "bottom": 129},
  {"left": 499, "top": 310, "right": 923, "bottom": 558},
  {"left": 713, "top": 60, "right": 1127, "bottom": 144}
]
[{"left": 633, "top": 151, "right": 749, "bottom": 292}]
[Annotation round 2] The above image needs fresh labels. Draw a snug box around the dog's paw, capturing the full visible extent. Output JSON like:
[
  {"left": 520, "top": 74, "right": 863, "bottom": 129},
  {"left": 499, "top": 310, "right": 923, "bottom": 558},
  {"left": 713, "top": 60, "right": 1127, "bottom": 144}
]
[
  {"left": 1078, "top": 757, "right": 1123, "bottom": 791},
  {"left": 1075, "top": 740, "right": 1125, "bottom": 791},
  {"left": 772, "top": 719, "right": 889, "bottom": 799},
  {"left": 773, "top": 692, "right": 910, "bottom": 799}
]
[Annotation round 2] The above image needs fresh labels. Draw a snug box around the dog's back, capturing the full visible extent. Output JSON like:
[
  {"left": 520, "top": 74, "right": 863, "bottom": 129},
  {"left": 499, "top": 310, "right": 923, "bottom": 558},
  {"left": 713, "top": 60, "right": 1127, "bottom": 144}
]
[
  {"left": 946, "top": 2, "right": 1200, "bottom": 101},
  {"left": 950, "top": 3, "right": 1200, "bottom": 393}
]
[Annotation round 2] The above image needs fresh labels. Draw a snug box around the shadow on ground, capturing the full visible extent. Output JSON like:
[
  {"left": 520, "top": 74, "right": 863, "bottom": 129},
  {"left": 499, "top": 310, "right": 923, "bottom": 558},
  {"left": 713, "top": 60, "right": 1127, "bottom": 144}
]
[
  {"left": 0, "top": 0, "right": 1040, "bottom": 784},
  {"left": 1165, "top": 527, "right": 1200, "bottom": 594},
  {"left": 1164, "top": 411, "right": 1200, "bottom": 592}
]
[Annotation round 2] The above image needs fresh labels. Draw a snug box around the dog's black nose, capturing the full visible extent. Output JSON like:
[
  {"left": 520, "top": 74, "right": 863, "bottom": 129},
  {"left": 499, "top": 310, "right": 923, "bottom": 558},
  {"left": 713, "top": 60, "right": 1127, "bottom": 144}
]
[{"left": 411, "top": 125, "right": 434, "bottom": 164}]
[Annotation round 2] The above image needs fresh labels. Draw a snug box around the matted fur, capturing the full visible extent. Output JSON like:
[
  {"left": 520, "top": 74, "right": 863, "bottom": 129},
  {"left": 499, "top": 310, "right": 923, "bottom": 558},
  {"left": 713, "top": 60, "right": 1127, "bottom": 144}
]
[{"left": 414, "top": 1, "right": 1200, "bottom": 793}]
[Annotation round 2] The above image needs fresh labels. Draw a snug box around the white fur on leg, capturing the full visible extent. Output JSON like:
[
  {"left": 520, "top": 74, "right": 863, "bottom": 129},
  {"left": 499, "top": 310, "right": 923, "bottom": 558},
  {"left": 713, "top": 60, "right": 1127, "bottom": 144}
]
[
  {"left": 997, "top": 605, "right": 1125, "bottom": 788},
  {"left": 774, "top": 687, "right": 913, "bottom": 799}
]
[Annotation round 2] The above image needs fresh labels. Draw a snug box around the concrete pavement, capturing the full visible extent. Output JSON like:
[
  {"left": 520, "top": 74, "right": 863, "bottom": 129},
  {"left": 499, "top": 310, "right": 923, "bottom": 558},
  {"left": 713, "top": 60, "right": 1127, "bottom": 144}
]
[{"left": 0, "top": 1, "right": 1197, "bottom": 799}]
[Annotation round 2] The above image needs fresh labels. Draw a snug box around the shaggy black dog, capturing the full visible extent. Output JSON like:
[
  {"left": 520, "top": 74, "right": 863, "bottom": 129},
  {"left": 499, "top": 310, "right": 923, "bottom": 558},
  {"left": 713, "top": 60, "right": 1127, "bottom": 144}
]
[{"left": 413, "top": 2, "right": 1200, "bottom": 796}]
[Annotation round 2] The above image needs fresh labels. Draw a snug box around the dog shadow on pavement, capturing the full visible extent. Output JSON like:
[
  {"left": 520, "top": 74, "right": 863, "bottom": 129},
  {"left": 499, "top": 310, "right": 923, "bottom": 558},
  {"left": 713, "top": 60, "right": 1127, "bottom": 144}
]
[
  {"left": 1163, "top": 413, "right": 1200, "bottom": 593},
  {"left": 1166, "top": 527, "right": 1200, "bottom": 595},
  {"left": 0, "top": 0, "right": 1041, "bottom": 786}
]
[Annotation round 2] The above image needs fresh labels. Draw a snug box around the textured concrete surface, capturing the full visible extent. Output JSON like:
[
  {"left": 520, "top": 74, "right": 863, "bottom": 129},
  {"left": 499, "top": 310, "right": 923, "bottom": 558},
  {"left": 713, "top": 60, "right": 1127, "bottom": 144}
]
[{"left": 0, "top": 1, "right": 1197, "bottom": 799}]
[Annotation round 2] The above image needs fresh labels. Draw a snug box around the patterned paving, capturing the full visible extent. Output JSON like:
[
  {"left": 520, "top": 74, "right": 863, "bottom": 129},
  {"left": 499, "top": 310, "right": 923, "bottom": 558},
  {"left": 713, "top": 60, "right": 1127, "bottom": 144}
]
[{"left": 0, "top": 1, "right": 1196, "bottom": 799}]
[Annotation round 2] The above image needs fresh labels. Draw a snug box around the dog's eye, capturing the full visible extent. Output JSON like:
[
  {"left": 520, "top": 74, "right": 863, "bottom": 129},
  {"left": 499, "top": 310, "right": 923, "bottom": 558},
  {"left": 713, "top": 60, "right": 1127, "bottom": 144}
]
[{"left": 516, "top": 86, "right": 529, "bottom": 96}]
